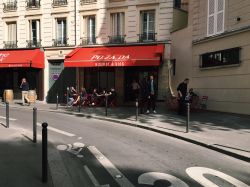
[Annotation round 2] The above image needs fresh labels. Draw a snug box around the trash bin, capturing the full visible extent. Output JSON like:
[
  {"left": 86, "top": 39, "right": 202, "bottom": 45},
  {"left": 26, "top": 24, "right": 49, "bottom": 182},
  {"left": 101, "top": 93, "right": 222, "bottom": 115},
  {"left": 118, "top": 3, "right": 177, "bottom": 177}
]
[
  {"left": 28, "top": 90, "right": 37, "bottom": 103},
  {"left": 4, "top": 89, "right": 14, "bottom": 103}
]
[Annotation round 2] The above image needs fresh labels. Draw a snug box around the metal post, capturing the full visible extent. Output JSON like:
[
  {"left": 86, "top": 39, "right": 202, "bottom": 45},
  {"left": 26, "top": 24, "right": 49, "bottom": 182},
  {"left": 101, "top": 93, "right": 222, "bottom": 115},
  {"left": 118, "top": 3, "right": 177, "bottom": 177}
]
[
  {"left": 186, "top": 103, "right": 190, "bottom": 133},
  {"left": 42, "top": 122, "right": 48, "bottom": 183},
  {"left": 56, "top": 93, "right": 59, "bottom": 110},
  {"left": 136, "top": 99, "right": 139, "bottom": 121},
  {"left": 78, "top": 101, "right": 81, "bottom": 112},
  {"left": 6, "top": 102, "right": 9, "bottom": 128},
  {"left": 66, "top": 87, "right": 69, "bottom": 108},
  {"left": 105, "top": 95, "right": 108, "bottom": 117},
  {"left": 33, "top": 107, "right": 37, "bottom": 143}
]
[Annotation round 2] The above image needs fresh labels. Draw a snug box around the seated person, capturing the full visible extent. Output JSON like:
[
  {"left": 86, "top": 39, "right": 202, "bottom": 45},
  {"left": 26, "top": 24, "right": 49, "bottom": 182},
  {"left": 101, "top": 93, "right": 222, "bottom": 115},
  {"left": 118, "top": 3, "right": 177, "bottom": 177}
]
[
  {"left": 73, "top": 87, "right": 88, "bottom": 105},
  {"left": 91, "top": 88, "right": 102, "bottom": 106},
  {"left": 68, "top": 87, "right": 77, "bottom": 107},
  {"left": 188, "top": 88, "right": 198, "bottom": 102},
  {"left": 107, "top": 88, "right": 117, "bottom": 106}
]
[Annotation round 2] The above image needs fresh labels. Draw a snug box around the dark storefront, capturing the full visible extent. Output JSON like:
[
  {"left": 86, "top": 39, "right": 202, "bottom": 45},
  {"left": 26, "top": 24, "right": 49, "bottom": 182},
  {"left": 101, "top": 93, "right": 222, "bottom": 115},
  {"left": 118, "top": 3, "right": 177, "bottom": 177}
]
[{"left": 0, "top": 49, "right": 44, "bottom": 100}]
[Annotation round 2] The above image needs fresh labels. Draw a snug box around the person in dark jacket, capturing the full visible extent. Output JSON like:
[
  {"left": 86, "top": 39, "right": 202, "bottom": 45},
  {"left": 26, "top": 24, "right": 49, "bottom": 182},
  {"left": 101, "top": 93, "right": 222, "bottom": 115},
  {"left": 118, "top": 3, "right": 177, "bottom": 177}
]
[
  {"left": 20, "top": 78, "right": 30, "bottom": 106},
  {"left": 177, "top": 78, "right": 189, "bottom": 115},
  {"left": 146, "top": 75, "right": 157, "bottom": 114}
]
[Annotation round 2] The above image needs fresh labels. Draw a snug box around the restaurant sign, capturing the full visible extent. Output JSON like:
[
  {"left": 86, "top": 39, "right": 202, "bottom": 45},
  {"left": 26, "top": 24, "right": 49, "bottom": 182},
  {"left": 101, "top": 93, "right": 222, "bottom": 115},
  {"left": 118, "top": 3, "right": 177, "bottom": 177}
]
[{"left": 0, "top": 53, "right": 9, "bottom": 62}]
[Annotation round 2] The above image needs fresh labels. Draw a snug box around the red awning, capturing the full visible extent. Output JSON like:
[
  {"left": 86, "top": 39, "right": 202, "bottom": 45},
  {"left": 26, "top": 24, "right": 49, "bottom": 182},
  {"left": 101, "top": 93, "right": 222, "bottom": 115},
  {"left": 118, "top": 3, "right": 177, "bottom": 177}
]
[
  {"left": 64, "top": 44, "right": 164, "bottom": 67},
  {"left": 0, "top": 49, "right": 44, "bottom": 68}
]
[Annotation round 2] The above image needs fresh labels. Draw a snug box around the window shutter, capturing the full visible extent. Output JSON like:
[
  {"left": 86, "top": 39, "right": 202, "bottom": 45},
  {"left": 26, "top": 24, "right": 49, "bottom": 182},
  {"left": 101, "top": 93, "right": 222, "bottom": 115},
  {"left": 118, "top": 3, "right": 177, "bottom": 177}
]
[
  {"left": 207, "top": 0, "right": 215, "bottom": 35},
  {"left": 216, "top": 0, "right": 224, "bottom": 33}
]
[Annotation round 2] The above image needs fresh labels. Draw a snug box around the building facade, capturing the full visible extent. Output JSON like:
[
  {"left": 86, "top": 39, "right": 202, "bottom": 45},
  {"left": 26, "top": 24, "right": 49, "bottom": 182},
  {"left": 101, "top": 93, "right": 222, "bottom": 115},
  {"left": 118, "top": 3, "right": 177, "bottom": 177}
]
[
  {"left": 0, "top": 0, "right": 174, "bottom": 104},
  {"left": 172, "top": 0, "right": 250, "bottom": 114}
]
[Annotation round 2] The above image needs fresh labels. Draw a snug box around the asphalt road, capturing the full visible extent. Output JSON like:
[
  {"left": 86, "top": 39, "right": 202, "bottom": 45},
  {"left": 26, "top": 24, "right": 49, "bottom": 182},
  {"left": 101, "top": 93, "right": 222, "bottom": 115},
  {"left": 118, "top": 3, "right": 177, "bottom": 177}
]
[{"left": 1, "top": 106, "right": 250, "bottom": 187}]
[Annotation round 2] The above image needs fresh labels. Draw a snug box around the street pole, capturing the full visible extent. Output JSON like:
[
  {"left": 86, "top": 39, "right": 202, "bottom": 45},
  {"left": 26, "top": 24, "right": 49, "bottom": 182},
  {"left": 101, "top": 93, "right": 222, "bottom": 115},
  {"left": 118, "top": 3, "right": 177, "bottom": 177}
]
[
  {"left": 105, "top": 95, "right": 108, "bottom": 117},
  {"left": 33, "top": 107, "right": 37, "bottom": 143},
  {"left": 186, "top": 103, "right": 190, "bottom": 133},
  {"left": 56, "top": 93, "right": 58, "bottom": 110},
  {"left": 6, "top": 102, "right": 9, "bottom": 128},
  {"left": 136, "top": 98, "right": 139, "bottom": 121},
  {"left": 66, "top": 87, "right": 69, "bottom": 108},
  {"left": 42, "top": 122, "right": 48, "bottom": 183}
]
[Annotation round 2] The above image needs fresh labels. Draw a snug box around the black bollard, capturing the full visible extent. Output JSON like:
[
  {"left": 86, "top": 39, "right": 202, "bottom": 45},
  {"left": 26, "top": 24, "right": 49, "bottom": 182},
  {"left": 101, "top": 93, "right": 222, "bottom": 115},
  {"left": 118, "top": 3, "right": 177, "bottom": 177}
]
[
  {"left": 6, "top": 102, "right": 9, "bottom": 128},
  {"left": 56, "top": 93, "right": 59, "bottom": 110},
  {"left": 105, "top": 95, "right": 108, "bottom": 117},
  {"left": 66, "top": 87, "right": 69, "bottom": 108},
  {"left": 33, "top": 107, "right": 37, "bottom": 143},
  {"left": 42, "top": 122, "right": 48, "bottom": 183},
  {"left": 136, "top": 99, "right": 139, "bottom": 121},
  {"left": 186, "top": 103, "right": 190, "bottom": 133}
]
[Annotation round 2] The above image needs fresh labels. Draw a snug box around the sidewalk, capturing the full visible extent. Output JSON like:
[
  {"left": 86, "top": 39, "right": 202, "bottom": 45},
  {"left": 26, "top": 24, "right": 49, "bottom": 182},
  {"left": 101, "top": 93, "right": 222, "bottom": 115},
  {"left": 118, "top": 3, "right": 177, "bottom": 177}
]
[
  {"left": 2, "top": 100, "right": 250, "bottom": 162},
  {"left": 0, "top": 125, "right": 54, "bottom": 187}
]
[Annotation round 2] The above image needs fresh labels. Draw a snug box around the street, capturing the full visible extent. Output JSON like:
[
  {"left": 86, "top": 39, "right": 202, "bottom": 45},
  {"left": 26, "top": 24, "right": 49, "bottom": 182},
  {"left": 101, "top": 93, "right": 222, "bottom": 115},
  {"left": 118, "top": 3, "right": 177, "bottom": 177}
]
[{"left": 0, "top": 106, "right": 250, "bottom": 187}]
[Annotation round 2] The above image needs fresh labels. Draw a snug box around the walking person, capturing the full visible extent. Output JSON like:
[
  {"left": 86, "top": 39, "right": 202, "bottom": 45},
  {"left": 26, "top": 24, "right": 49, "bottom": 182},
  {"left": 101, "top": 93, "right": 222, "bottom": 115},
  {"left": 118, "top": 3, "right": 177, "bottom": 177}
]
[
  {"left": 177, "top": 78, "right": 189, "bottom": 115},
  {"left": 20, "top": 78, "right": 30, "bottom": 106},
  {"left": 146, "top": 75, "right": 157, "bottom": 114}
]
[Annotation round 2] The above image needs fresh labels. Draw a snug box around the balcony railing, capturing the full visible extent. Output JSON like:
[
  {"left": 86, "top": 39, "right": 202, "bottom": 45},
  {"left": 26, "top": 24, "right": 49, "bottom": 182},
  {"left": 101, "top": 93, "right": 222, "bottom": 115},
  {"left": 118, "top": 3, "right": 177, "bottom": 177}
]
[
  {"left": 80, "top": 0, "right": 97, "bottom": 5},
  {"left": 108, "top": 35, "right": 126, "bottom": 44},
  {"left": 4, "top": 41, "right": 17, "bottom": 49},
  {"left": 3, "top": 1, "right": 17, "bottom": 11},
  {"left": 80, "top": 37, "right": 96, "bottom": 45},
  {"left": 26, "top": 40, "right": 41, "bottom": 48},
  {"left": 138, "top": 33, "right": 157, "bottom": 42},
  {"left": 52, "top": 38, "right": 68, "bottom": 47},
  {"left": 26, "top": 0, "right": 40, "bottom": 9},
  {"left": 52, "top": 0, "right": 68, "bottom": 6}
]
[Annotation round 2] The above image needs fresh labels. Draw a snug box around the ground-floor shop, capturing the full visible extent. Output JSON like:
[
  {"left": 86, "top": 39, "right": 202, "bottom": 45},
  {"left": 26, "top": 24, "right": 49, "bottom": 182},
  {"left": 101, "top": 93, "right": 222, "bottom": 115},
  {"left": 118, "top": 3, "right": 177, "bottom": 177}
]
[
  {"left": 64, "top": 44, "right": 171, "bottom": 104},
  {"left": 0, "top": 49, "right": 44, "bottom": 101}
]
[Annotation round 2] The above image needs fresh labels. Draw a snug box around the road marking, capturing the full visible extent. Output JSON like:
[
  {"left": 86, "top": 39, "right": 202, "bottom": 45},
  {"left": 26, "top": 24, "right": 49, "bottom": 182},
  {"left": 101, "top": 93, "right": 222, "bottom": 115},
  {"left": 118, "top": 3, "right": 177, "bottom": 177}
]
[
  {"left": 0, "top": 115, "right": 17, "bottom": 121},
  {"left": 84, "top": 165, "right": 101, "bottom": 186},
  {"left": 88, "top": 146, "right": 135, "bottom": 187},
  {"left": 186, "top": 167, "right": 249, "bottom": 187},
  {"left": 138, "top": 172, "right": 189, "bottom": 187},
  {"left": 37, "top": 123, "right": 75, "bottom": 137}
]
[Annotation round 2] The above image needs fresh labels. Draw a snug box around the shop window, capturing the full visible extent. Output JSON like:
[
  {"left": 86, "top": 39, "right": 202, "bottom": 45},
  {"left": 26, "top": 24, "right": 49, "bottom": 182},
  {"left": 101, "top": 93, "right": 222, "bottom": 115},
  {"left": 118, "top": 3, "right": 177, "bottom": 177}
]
[
  {"left": 207, "top": 0, "right": 224, "bottom": 36},
  {"left": 201, "top": 47, "right": 241, "bottom": 68}
]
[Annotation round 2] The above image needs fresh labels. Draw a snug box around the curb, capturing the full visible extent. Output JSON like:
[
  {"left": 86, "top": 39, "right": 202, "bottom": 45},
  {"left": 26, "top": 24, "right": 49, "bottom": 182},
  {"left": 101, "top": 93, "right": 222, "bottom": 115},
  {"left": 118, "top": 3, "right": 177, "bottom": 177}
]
[{"left": 2, "top": 104, "right": 250, "bottom": 163}]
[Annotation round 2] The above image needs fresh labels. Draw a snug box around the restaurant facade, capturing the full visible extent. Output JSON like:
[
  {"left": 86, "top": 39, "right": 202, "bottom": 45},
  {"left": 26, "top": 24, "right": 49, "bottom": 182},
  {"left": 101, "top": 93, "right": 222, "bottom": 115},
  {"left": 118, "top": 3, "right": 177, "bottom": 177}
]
[{"left": 0, "top": 0, "right": 173, "bottom": 103}]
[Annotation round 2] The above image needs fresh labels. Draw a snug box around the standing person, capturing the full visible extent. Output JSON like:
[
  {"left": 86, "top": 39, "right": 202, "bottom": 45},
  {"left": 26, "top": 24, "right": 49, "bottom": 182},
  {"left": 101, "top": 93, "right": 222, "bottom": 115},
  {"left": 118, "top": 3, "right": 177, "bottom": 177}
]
[
  {"left": 20, "top": 78, "right": 30, "bottom": 106},
  {"left": 146, "top": 75, "right": 157, "bottom": 114},
  {"left": 177, "top": 78, "right": 189, "bottom": 115}
]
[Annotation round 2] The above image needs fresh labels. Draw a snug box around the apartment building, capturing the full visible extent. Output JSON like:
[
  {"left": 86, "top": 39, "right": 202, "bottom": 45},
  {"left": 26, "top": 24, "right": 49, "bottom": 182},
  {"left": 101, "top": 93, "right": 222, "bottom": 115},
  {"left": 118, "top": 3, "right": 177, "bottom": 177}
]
[
  {"left": 171, "top": 0, "right": 250, "bottom": 114},
  {"left": 0, "top": 0, "right": 173, "bottom": 103}
]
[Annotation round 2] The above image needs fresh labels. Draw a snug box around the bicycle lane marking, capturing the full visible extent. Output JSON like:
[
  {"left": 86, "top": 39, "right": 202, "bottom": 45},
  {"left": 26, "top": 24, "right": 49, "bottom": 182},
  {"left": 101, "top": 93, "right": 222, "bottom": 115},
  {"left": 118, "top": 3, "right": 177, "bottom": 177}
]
[{"left": 88, "top": 146, "right": 135, "bottom": 187}]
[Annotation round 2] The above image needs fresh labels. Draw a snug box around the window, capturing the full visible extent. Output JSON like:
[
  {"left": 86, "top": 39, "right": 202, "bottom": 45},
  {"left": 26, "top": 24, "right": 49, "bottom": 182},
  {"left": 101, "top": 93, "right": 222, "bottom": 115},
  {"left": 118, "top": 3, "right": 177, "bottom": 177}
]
[
  {"left": 28, "top": 20, "right": 41, "bottom": 47},
  {"left": 207, "top": 0, "right": 224, "bottom": 36},
  {"left": 55, "top": 19, "right": 67, "bottom": 46},
  {"left": 81, "top": 16, "right": 96, "bottom": 45},
  {"left": 3, "top": 0, "right": 17, "bottom": 11},
  {"left": 174, "top": 0, "right": 181, "bottom": 8},
  {"left": 5, "top": 22, "right": 17, "bottom": 48},
  {"left": 140, "top": 10, "right": 156, "bottom": 42},
  {"left": 201, "top": 48, "right": 241, "bottom": 68},
  {"left": 27, "top": 0, "right": 40, "bottom": 8},
  {"left": 110, "top": 12, "right": 125, "bottom": 43}
]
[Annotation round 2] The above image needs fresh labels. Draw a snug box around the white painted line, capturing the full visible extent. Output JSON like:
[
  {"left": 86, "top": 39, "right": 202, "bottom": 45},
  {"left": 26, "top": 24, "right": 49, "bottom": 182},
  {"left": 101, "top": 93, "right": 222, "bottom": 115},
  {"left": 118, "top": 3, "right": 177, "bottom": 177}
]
[
  {"left": 0, "top": 115, "right": 17, "bottom": 121},
  {"left": 84, "top": 165, "right": 100, "bottom": 187},
  {"left": 88, "top": 146, "right": 135, "bottom": 187},
  {"left": 37, "top": 123, "right": 75, "bottom": 137}
]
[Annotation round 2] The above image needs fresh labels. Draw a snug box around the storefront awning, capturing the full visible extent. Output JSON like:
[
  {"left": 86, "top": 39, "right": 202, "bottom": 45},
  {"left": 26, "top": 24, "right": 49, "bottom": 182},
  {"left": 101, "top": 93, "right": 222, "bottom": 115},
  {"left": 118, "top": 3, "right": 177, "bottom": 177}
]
[
  {"left": 64, "top": 44, "right": 164, "bottom": 67},
  {"left": 0, "top": 49, "right": 44, "bottom": 68}
]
